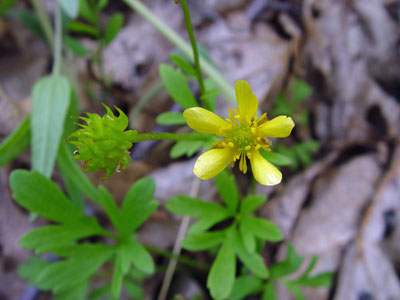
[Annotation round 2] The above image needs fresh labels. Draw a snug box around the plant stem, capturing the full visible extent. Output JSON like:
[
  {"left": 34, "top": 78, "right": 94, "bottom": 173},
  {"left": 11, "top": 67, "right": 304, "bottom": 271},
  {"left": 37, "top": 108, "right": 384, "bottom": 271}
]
[
  {"left": 52, "top": 3, "right": 62, "bottom": 76},
  {"left": 180, "top": 0, "right": 205, "bottom": 96},
  {"left": 30, "top": 0, "right": 54, "bottom": 50},
  {"left": 133, "top": 132, "right": 206, "bottom": 142},
  {"left": 145, "top": 244, "right": 208, "bottom": 272},
  {"left": 122, "top": 0, "right": 236, "bottom": 103},
  {"left": 157, "top": 177, "right": 201, "bottom": 300}
]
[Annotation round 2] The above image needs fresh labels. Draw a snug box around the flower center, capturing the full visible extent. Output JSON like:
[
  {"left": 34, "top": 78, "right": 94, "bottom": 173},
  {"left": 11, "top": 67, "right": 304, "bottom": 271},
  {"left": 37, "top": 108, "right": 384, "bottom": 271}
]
[{"left": 231, "top": 125, "right": 254, "bottom": 149}]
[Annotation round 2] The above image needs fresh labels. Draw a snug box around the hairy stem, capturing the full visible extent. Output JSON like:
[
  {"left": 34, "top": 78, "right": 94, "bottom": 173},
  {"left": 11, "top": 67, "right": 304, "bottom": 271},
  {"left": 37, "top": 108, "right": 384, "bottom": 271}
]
[
  {"left": 133, "top": 132, "right": 207, "bottom": 142},
  {"left": 180, "top": 0, "right": 205, "bottom": 96}
]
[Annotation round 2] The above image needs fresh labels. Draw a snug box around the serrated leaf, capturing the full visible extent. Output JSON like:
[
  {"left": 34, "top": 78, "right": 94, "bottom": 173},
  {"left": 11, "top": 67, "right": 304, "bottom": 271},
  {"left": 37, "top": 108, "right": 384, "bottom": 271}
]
[
  {"left": 124, "top": 280, "right": 144, "bottom": 299},
  {"left": 37, "top": 244, "right": 113, "bottom": 293},
  {"left": 261, "top": 151, "right": 292, "bottom": 167},
  {"left": 234, "top": 230, "right": 269, "bottom": 278},
  {"left": 156, "top": 112, "right": 186, "bottom": 125},
  {"left": 104, "top": 13, "right": 123, "bottom": 45},
  {"left": 0, "top": 115, "right": 30, "bottom": 167},
  {"left": 295, "top": 272, "right": 332, "bottom": 287},
  {"left": 159, "top": 64, "right": 198, "bottom": 109},
  {"left": 128, "top": 238, "right": 154, "bottom": 274},
  {"left": 10, "top": 170, "right": 84, "bottom": 225},
  {"left": 240, "top": 194, "right": 267, "bottom": 215},
  {"left": 31, "top": 75, "right": 71, "bottom": 178},
  {"left": 207, "top": 236, "right": 236, "bottom": 300},
  {"left": 57, "top": 0, "right": 79, "bottom": 19},
  {"left": 270, "top": 244, "right": 303, "bottom": 279},
  {"left": 170, "top": 54, "right": 197, "bottom": 76},
  {"left": 120, "top": 177, "right": 158, "bottom": 237},
  {"left": 54, "top": 281, "right": 88, "bottom": 300},
  {"left": 182, "top": 231, "right": 226, "bottom": 251},
  {"left": 170, "top": 139, "right": 204, "bottom": 159},
  {"left": 215, "top": 170, "right": 239, "bottom": 214},
  {"left": 18, "top": 256, "right": 51, "bottom": 288},
  {"left": 229, "top": 275, "right": 263, "bottom": 300},
  {"left": 166, "top": 195, "right": 231, "bottom": 220},
  {"left": 111, "top": 259, "right": 123, "bottom": 298},
  {"left": 96, "top": 0, "right": 108, "bottom": 10},
  {"left": 239, "top": 221, "right": 256, "bottom": 254},
  {"left": 241, "top": 217, "right": 282, "bottom": 242},
  {"left": 68, "top": 21, "right": 99, "bottom": 37},
  {"left": 262, "top": 282, "right": 276, "bottom": 300},
  {"left": 64, "top": 36, "right": 90, "bottom": 56},
  {"left": 20, "top": 224, "right": 104, "bottom": 254}
]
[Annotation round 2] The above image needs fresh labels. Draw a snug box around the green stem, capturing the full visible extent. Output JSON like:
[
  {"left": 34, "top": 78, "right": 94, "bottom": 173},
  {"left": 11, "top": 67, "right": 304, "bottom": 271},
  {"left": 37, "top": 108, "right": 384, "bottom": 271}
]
[
  {"left": 133, "top": 132, "right": 206, "bottom": 142},
  {"left": 52, "top": 3, "right": 62, "bottom": 75},
  {"left": 180, "top": 0, "right": 205, "bottom": 96},
  {"left": 122, "top": 0, "right": 236, "bottom": 103},
  {"left": 30, "top": 0, "right": 54, "bottom": 50},
  {"left": 145, "top": 244, "right": 209, "bottom": 271}
]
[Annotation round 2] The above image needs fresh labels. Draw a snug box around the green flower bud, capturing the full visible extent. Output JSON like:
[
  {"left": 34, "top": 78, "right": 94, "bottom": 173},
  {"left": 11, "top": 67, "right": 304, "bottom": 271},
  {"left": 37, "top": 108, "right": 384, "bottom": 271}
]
[{"left": 68, "top": 104, "right": 137, "bottom": 179}]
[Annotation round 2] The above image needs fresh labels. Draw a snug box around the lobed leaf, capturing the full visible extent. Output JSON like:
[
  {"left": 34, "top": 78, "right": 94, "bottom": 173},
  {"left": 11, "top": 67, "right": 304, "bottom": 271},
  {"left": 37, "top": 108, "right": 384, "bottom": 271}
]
[
  {"left": 240, "top": 194, "right": 267, "bottom": 216},
  {"left": 182, "top": 231, "right": 226, "bottom": 251}
]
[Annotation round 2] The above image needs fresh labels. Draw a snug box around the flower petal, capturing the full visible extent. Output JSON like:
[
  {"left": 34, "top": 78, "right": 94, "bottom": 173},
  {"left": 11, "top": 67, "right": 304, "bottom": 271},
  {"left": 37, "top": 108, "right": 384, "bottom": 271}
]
[
  {"left": 194, "top": 148, "right": 235, "bottom": 180},
  {"left": 235, "top": 80, "right": 258, "bottom": 122},
  {"left": 183, "top": 107, "right": 230, "bottom": 136},
  {"left": 258, "top": 116, "right": 294, "bottom": 138},
  {"left": 250, "top": 149, "right": 282, "bottom": 186}
]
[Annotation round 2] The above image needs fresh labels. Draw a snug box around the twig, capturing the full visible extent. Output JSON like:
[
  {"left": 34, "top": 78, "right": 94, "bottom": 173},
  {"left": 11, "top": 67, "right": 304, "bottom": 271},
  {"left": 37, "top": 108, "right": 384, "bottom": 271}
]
[{"left": 157, "top": 177, "right": 201, "bottom": 300}]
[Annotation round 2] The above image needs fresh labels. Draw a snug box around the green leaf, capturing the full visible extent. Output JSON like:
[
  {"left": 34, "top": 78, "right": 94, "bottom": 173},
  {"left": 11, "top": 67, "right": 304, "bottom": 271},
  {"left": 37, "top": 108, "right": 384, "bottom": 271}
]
[
  {"left": 170, "top": 54, "right": 197, "bottom": 76},
  {"left": 156, "top": 112, "right": 186, "bottom": 125},
  {"left": 64, "top": 36, "right": 90, "bottom": 56},
  {"left": 170, "top": 139, "right": 204, "bottom": 159},
  {"left": 0, "top": 115, "right": 30, "bottom": 166},
  {"left": 37, "top": 244, "right": 113, "bottom": 293},
  {"left": 241, "top": 217, "right": 282, "bottom": 242},
  {"left": 166, "top": 195, "right": 231, "bottom": 220},
  {"left": 96, "top": 0, "right": 108, "bottom": 10},
  {"left": 68, "top": 21, "right": 99, "bottom": 37},
  {"left": 271, "top": 94, "right": 292, "bottom": 117},
  {"left": 128, "top": 238, "right": 154, "bottom": 274},
  {"left": 159, "top": 64, "right": 198, "bottom": 109},
  {"left": 0, "top": 0, "right": 20, "bottom": 14},
  {"left": 10, "top": 170, "right": 85, "bottom": 225},
  {"left": 284, "top": 282, "right": 306, "bottom": 300},
  {"left": 239, "top": 221, "right": 256, "bottom": 254},
  {"left": 104, "top": 13, "right": 124, "bottom": 45},
  {"left": 97, "top": 186, "right": 124, "bottom": 233},
  {"left": 111, "top": 259, "right": 123, "bottom": 298},
  {"left": 201, "top": 77, "right": 219, "bottom": 111},
  {"left": 295, "top": 272, "right": 332, "bottom": 287},
  {"left": 54, "top": 281, "right": 88, "bottom": 300},
  {"left": 120, "top": 177, "right": 158, "bottom": 237},
  {"left": 57, "top": 0, "right": 80, "bottom": 19},
  {"left": 292, "top": 79, "right": 312, "bottom": 106},
  {"left": 207, "top": 237, "right": 236, "bottom": 300},
  {"left": 240, "top": 194, "right": 267, "bottom": 216},
  {"left": 88, "top": 284, "right": 110, "bottom": 299},
  {"left": 18, "top": 256, "right": 51, "bottom": 288},
  {"left": 262, "top": 282, "right": 276, "bottom": 300},
  {"left": 31, "top": 75, "right": 71, "bottom": 178},
  {"left": 229, "top": 275, "right": 263, "bottom": 300},
  {"left": 261, "top": 151, "right": 292, "bottom": 167},
  {"left": 182, "top": 231, "right": 226, "bottom": 251},
  {"left": 270, "top": 244, "right": 303, "bottom": 279},
  {"left": 57, "top": 143, "right": 98, "bottom": 204},
  {"left": 215, "top": 170, "right": 239, "bottom": 214},
  {"left": 234, "top": 230, "right": 269, "bottom": 279},
  {"left": 124, "top": 280, "right": 144, "bottom": 299},
  {"left": 20, "top": 224, "right": 104, "bottom": 254},
  {"left": 78, "top": 0, "right": 96, "bottom": 24},
  {"left": 5, "top": 9, "right": 45, "bottom": 41}
]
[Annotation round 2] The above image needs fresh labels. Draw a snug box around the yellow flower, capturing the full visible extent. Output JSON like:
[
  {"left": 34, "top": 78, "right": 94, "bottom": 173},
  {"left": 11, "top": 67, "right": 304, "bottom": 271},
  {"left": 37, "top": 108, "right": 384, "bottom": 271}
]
[{"left": 183, "top": 80, "right": 295, "bottom": 186}]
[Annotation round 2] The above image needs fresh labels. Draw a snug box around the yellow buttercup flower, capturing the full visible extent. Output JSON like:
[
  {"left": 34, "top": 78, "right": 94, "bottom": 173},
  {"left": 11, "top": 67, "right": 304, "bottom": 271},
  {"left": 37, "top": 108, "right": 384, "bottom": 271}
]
[{"left": 183, "top": 80, "right": 295, "bottom": 186}]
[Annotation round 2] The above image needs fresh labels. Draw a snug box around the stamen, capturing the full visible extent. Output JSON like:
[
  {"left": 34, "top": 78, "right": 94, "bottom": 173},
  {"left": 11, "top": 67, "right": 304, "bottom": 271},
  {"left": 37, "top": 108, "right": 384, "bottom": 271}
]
[
  {"left": 245, "top": 145, "right": 251, "bottom": 151},
  {"left": 228, "top": 142, "right": 234, "bottom": 148}
]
